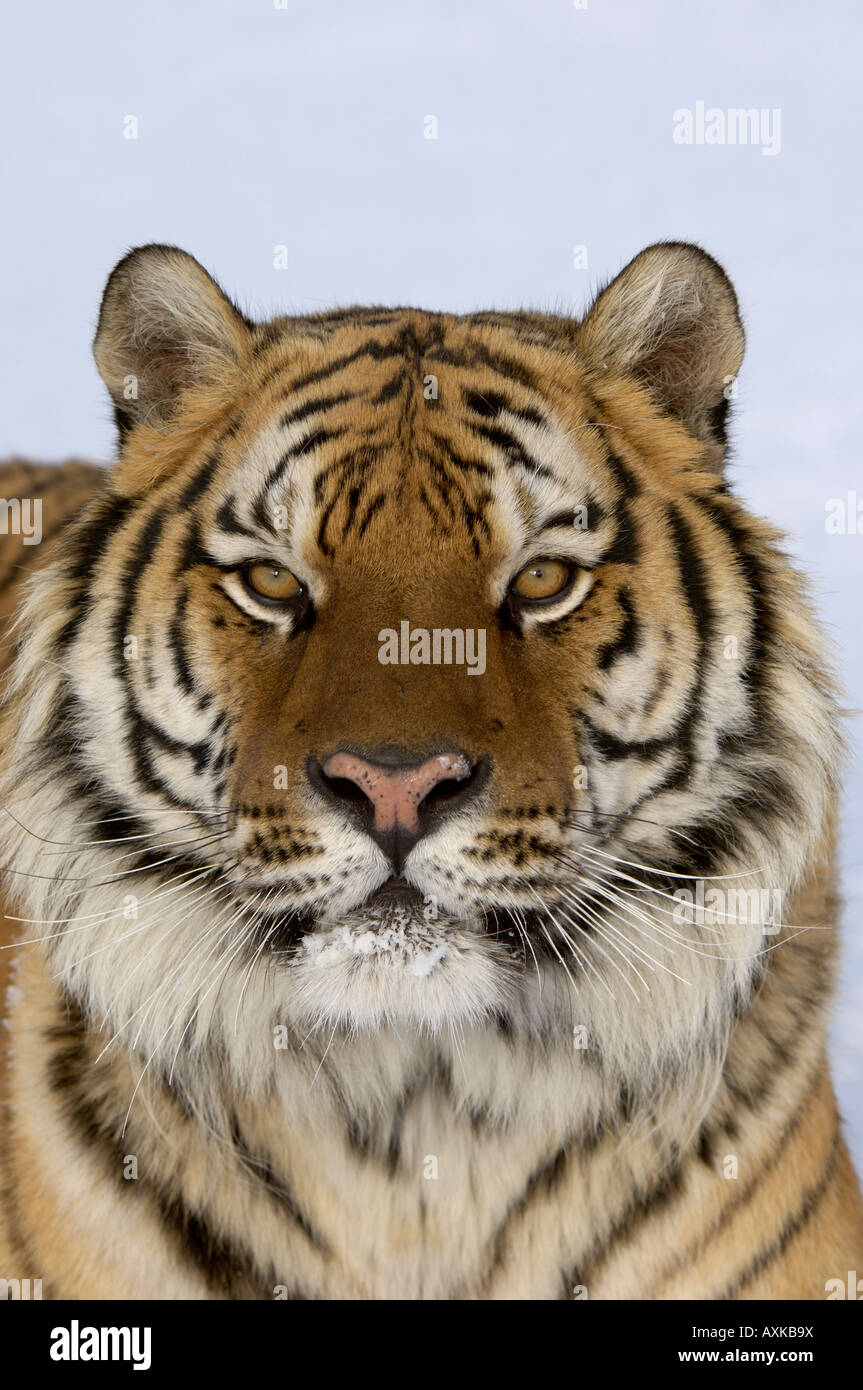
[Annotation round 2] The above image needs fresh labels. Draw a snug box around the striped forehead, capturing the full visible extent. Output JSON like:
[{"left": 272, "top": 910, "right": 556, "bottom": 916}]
[{"left": 202, "top": 332, "right": 622, "bottom": 572}]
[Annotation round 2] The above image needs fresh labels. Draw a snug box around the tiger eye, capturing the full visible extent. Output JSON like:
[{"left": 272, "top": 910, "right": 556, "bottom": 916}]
[
  {"left": 511, "top": 559, "right": 572, "bottom": 602},
  {"left": 244, "top": 562, "right": 302, "bottom": 603}
]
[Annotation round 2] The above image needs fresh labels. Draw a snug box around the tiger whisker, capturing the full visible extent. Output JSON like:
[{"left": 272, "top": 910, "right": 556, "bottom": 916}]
[
  {"left": 564, "top": 809, "right": 702, "bottom": 849},
  {"left": 232, "top": 889, "right": 279, "bottom": 1033},
  {"left": 309, "top": 1017, "right": 343, "bottom": 1091},
  {"left": 578, "top": 841, "right": 767, "bottom": 883},
  {"left": 557, "top": 881, "right": 696, "bottom": 988},
  {"left": 118, "top": 915, "right": 256, "bottom": 1134},
  {"left": 554, "top": 844, "right": 748, "bottom": 926},
  {"left": 556, "top": 883, "right": 666, "bottom": 976},
  {"left": 573, "top": 869, "right": 811, "bottom": 966},
  {"left": 572, "top": 867, "right": 735, "bottom": 955},
  {"left": 551, "top": 848, "right": 728, "bottom": 934},
  {"left": 525, "top": 882, "right": 615, "bottom": 1002},
  {"left": 137, "top": 889, "right": 258, "bottom": 1062},
  {"left": 542, "top": 891, "right": 644, "bottom": 999},
  {"left": 557, "top": 909, "right": 654, "bottom": 997},
  {"left": 1, "top": 862, "right": 221, "bottom": 939},
  {"left": 0, "top": 831, "right": 231, "bottom": 890},
  {"left": 165, "top": 900, "right": 270, "bottom": 1086},
  {"left": 112, "top": 892, "right": 263, "bottom": 1128},
  {"left": 62, "top": 827, "right": 232, "bottom": 872},
  {"left": 54, "top": 876, "right": 237, "bottom": 973},
  {"left": 497, "top": 884, "right": 543, "bottom": 993},
  {"left": 571, "top": 849, "right": 820, "bottom": 935},
  {"left": 93, "top": 877, "right": 255, "bottom": 1066},
  {"left": 36, "top": 819, "right": 232, "bottom": 853}
]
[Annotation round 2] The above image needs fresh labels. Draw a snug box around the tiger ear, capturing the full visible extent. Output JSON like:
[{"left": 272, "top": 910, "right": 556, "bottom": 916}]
[
  {"left": 579, "top": 242, "right": 745, "bottom": 443},
  {"left": 93, "top": 244, "right": 252, "bottom": 434}
]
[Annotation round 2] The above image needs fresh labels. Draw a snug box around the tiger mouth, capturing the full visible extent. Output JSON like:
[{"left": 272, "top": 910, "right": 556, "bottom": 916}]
[
  {"left": 249, "top": 876, "right": 542, "bottom": 963},
  {"left": 317, "top": 876, "right": 450, "bottom": 935},
  {"left": 364, "top": 876, "right": 425, "bottom": 913}
]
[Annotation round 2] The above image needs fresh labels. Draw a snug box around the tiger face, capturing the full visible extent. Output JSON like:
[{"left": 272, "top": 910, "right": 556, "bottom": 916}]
[{"left": 4, "top": 243, "right": 838, "bottom": 1101}]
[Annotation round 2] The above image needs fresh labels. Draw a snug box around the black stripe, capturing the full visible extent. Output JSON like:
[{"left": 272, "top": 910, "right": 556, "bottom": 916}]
[
  {"left": 427, "top": 341, "right": 541, "bottom": 392},
  {"left": 316, "top": 493, "right": 340, "bottom": 556},
  {"left": 45, "top": 1005, "right": 270, "bottom": 1298},
  {"left": 717, "top": 1124, "right": 842, "bottom": 1299},
  {"left": 485, "top": 1141, "right": 574, "bottom": 1282},
  {"left": 594, "top": 431, "right": 641, "bottom": 564},
  {"left": 228, "top": 1114, "right": 331, "bottom": 1255},
  {"left": 112, "top": 698, "right": 204, "bottom": 810},
  {"left": 564, "top": 1147, "right": 687, "bottom": 1295},
  {"left": 661, "top": 503, "right": 712, "bottom": 775},
  {"left": 167, "top": 589, "right": 197, "bottom": 695},
  {"left": 105, "top": 503, "right": 195, "bottom": 808},
  {"left": 134, "top": 704, "right": 213, "bottom": 774},
  {"left": 281, "top": 336, "right": 407, "bottom": 394},
  {"left": 467, "top": 421, "right": 553, "bottom": 479},
  {"left": 693, "top": 493, "right": 772, "bottom": 724},
  {"left": 357, "top": 492, "right": 386, "bottom": 537},
  {"left": 422, "top": 439, "right": 491, "bottom": 476},
  {"left": 340, "top": 482, "right": 365, "bottom": 539},
  {"left": 293, "top": 425, "right": 349, "bottom": 457},
  {"left": 57, "top": 493, "right": 135, "bottom": 649},
  {"left": 372, "top": 371, "right": 406, "bottom": 405},
  {"left": 252, "top": 323, "right": 289, "bottom": 358},
  {"left": 156, "top": 1193, "right": 278, "bottom": 1299},
  {"left": 312, "top": 442, "right": 387, "bottom": 504},
  {"left": 109, "top": 504, "right": 168, "bottom": 658},
  {"left": 656, "top": 1063, "right": 825, "bottom": 1292},
  {"left": 581, "top": 714, "right": 679, "bottom": 761},
  {"left": 462, "top": 387, "right": 545, "bottom": 429},
  {"left": 542, "top": 504, "right": 605, "bottom": 532},
  {"left": 601, "top": 443, "right": 642, "bottom": 499},
  {"left": 600, "top": 505, "right": 639, "bottom": 565},
  {"left": 279, "top": 390, "right": 355, "bottom": 429},
  {"left": 177, "top": 451, "right": 221, "bottom": 509},
  {"left": 418, "top": 483, "right": 444, "bottom": 529},
  {"left": 215, "top": 494, "right": 258, "bottom": 539},
  {"left": 46, "top": 999, "right": 320, "bottom": 1298},
  {"left": 596, "top": 589, "right": 639, "bottom": 669}
]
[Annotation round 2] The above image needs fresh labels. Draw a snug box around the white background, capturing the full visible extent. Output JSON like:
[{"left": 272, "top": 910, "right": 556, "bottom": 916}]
[{"left": 1, "top": 0, "right": 861, "bottom": 1163}]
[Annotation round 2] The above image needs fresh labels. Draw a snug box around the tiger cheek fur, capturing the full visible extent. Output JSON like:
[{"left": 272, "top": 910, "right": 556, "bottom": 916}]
[{"left": 0, "top": 241, "right": 861, "bottom": 1300}]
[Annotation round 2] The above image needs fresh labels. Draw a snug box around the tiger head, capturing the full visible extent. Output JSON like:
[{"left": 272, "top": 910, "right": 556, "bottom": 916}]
[{"left": 2, "top": 243, "right": 840, "bottom": 1113}]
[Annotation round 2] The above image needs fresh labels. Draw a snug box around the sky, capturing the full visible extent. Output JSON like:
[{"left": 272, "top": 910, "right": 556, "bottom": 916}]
[{"left": 1, "top": 0, "right": 861, "bottom": 1162}]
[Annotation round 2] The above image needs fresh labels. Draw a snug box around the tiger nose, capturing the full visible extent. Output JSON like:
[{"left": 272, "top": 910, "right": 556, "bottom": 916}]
[
  {"left": 310, "top": 748, "right": 487, "bottom": 869},
  {"left": 321, "top": 751, "right": 472, "bottom": 834}
]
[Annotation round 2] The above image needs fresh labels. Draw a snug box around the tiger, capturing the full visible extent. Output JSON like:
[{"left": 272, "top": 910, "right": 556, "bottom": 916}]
[{"left": 0, "top": 240, "right": 861, "bottom": 1302}]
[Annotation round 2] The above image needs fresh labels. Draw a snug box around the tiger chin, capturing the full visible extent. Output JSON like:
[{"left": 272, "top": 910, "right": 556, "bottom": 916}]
[{"left": 0, "top": 241, "right": 861, "bottom": 1301}]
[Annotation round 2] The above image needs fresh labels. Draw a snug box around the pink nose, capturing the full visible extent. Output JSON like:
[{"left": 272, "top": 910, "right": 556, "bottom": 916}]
[{"left": 322, "top": 751, "right": 471, "bottom": 834}]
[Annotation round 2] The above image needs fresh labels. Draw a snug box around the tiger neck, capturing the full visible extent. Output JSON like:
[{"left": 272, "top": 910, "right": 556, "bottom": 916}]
[{"left": 18, "top": 885, "right": 837, "bottom": 1299}]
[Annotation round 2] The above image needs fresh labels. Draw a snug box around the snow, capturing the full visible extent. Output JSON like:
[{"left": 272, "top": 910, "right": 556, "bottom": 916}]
[{"left": 301, "top": 912, "right": 451, "bottom": 978}]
